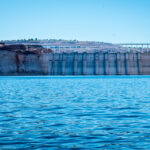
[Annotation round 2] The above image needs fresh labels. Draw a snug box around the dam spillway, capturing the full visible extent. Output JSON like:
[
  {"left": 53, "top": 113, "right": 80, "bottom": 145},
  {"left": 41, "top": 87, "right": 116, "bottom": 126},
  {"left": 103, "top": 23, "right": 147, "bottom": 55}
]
[{"left": 0, "top": 50, "right": 150, "bottom": 75}]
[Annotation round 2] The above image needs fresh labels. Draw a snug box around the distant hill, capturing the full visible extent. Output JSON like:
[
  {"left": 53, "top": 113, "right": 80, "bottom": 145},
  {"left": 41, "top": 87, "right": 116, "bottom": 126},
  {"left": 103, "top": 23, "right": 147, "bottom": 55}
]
[{"left": 1, "top": 39, "right": 148, "bottom": 53}]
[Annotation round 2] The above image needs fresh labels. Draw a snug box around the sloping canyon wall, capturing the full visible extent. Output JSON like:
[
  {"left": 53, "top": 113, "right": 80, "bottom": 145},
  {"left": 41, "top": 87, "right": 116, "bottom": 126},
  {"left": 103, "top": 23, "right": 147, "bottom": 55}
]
[{"left": 0, "top": 50, "right": 150, "bottom": 75}]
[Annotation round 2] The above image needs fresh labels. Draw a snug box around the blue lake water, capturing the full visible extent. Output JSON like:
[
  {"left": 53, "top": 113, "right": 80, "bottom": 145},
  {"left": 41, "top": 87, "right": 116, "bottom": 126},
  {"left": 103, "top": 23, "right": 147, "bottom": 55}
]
[{"left": 0, "top": 76, "right": 150, "bottom": 149}]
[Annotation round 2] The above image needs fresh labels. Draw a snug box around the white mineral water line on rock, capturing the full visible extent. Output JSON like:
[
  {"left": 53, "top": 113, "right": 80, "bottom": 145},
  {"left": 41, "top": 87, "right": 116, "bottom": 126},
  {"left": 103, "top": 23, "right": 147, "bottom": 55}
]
[
  {"left": 104, "top": 53, "right": 109, "bottom": 75},
  {"left": 137, "top": 53, "right": 141, "bottom": 75},
  {"left": 108, "top": 53, "right": 116, "bottom": 75},
  {"left": 62, "top": 53, "right": 66, "bottom": 75},
  {"left": 95, "top": 53, "right": 100, "bottom": 75},
  {"left": 73, "top": 53, "right": 78, "bottom": 75},
  {"left": 53, "top": 55, "right": 57, "bottom": 75},
  {"left": 39, "top": 53, "right": 50, "bottom": 75},
  {"left": 83, "top": 53, "right": 87, "bottom": 75},
  {"left": 125, "top": 53, "right": 129, "bottom": 75},
  {"left": 116, "top": 53, "right": 121, "bottom": 75},
  {"left": 90, "top": 53, "right": 94, "bottom": 75},
  {"left": 121, "top": 53, "right": 126, "bottom": 75},
  {"left": 79, "top": 54, "right": 83, "bottom": 75},
  {"left": 99, "top": 53, "right": 105, "bottom": 75},
  {"left": 133, "top": 53, "right": 139, "bottom": 75},
  {"left": 49, "top": 53, "right": 53, "bottom": 75}
]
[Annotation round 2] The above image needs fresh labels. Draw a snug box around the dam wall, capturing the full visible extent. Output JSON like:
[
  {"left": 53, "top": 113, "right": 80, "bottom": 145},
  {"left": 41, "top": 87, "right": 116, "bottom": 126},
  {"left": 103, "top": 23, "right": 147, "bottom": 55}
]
[{"left": 0, "top": 50, "right": 150, "bottom": 75}]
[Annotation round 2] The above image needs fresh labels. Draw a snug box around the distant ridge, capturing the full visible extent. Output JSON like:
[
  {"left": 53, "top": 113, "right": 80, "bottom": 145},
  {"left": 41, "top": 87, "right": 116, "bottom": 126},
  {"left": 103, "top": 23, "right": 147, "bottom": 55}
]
[{"left": 1, "top": 39, "right": 150, "bottom": 53}]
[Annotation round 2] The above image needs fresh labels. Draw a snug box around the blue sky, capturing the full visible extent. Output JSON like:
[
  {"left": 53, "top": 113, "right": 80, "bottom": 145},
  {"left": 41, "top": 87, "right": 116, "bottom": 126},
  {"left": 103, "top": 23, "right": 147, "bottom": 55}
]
[{"left": 0, "top": 0, "right": 150, "bottom": 43}]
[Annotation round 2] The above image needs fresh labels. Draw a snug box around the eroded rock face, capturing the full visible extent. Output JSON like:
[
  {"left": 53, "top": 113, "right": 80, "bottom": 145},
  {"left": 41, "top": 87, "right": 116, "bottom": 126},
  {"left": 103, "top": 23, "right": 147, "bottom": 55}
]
[
  {"left": 39, "top": 53, "right": 51, "bottom": 75},
  {"left": 0, "top": 49, "right": 150, "bottom": 75},
  {"left": 0, "top": 44, "right": 53, "bottom": 75},
  {"left": 0, "top": 50, "right": 17, "bottom": 75}
]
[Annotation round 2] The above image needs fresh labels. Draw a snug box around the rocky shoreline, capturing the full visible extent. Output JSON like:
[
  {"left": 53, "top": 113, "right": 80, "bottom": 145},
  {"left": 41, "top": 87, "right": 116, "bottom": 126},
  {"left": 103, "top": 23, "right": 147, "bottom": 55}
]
[{"left": 0, "top": 43, "right": 150, "bottom": 75}]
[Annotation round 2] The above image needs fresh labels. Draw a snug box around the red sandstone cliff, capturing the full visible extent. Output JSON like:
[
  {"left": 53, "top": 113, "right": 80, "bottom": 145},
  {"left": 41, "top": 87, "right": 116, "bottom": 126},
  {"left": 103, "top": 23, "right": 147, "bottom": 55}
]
[{"left": 0, "top": 44, "right": 53, "bottom": 75}]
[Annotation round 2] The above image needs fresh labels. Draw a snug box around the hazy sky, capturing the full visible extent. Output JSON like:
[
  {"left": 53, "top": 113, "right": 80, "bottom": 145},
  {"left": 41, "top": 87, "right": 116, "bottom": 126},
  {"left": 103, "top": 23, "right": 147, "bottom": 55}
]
[{"left": 0, "top": 0, "right": 150, "bottom": 43}]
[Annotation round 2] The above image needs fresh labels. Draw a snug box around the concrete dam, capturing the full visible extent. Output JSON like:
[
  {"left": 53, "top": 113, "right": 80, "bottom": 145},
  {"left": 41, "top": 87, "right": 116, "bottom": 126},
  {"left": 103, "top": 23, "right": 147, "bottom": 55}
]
[{"left": 0, "top": 49, "right": 150, "bottom": 75}]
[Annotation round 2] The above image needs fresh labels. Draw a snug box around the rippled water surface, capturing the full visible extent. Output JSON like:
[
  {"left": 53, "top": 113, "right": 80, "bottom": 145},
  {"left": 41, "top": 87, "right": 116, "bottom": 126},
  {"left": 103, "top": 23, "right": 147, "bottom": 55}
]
[{"left": 1, "top": 76, "right": 150, "bottom": 149}]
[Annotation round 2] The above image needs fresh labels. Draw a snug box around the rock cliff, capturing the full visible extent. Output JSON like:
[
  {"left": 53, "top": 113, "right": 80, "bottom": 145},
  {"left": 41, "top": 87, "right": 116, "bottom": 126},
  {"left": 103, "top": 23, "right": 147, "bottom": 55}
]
[
  {"left": 1, "top": 50, "right": 150, "bottom": 75},
  {"left": 0, "top": 44, "right": 150, "bottom": 75},
  {"left": 0, "top": 44, "right": 52, "bottom": 75}
]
